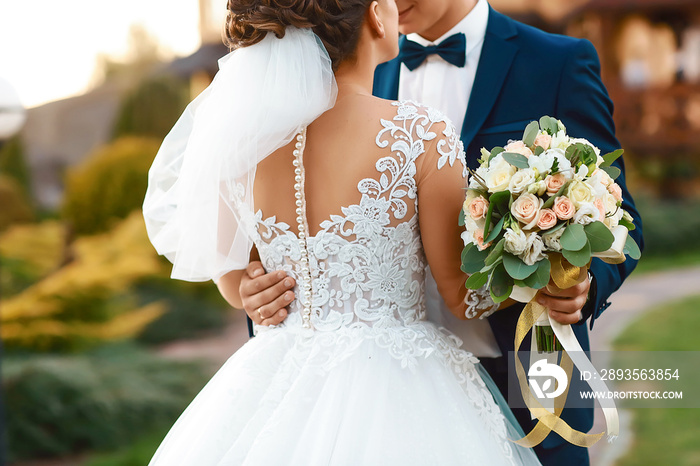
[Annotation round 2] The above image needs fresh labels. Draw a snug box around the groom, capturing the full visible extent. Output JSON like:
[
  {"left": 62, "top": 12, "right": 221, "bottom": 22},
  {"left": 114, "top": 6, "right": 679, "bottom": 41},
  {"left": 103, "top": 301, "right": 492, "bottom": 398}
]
[{"left": 238, "top": 1, "right": 643, "bottom": 464}]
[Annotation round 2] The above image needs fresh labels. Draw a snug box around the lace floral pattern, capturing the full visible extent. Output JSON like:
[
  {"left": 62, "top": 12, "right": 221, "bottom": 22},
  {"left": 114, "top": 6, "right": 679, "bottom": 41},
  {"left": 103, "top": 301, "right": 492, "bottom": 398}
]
[{"left": 236, "top": 101, "right": 515, "bottom": 463}]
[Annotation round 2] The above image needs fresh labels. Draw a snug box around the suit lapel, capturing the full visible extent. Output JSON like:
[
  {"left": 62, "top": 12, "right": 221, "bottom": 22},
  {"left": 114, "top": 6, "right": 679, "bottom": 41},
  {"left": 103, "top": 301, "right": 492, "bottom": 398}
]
[{"left": 461, "top": 7, "right": 519, "bottom": 154}]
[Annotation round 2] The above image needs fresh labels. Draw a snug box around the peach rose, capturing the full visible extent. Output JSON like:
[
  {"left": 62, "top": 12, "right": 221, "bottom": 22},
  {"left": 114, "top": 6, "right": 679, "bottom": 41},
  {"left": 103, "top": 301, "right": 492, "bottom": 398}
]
[
  {"left": 504, "top": 140, "right": 534, "bottom": 158},
  {"left": 593, "top": 198, "right": 605, "bottom": 222},
  {"left": 545, "top": 173, "right": 567, "bottom": 196},
  {"left": 534, "top": 133, "right": 552, "bottom": 150},
  {"left": 511, "top": 193, "right": 542, "bottom": 229},
  {"left": 608, "top": 183, "right": 623, "bottom": 203},
  {"left": 537, "top": 208, "right": 558, "bottom": 230},
  {"left": 468, "top": 196, "right": 489, "bottom": 220},
  {"left": 553, "top": 196, "right": 575, "bottom": 220},
  {"left": 474, "top": 230, "right": 492, "bottom": 251}
]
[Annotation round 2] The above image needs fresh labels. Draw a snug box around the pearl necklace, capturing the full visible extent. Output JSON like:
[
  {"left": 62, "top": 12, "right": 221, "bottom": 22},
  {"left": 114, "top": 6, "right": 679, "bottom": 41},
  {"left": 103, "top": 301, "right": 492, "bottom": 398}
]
[{"left": 293, "top": 128, "right": 313, "bottom": 329}]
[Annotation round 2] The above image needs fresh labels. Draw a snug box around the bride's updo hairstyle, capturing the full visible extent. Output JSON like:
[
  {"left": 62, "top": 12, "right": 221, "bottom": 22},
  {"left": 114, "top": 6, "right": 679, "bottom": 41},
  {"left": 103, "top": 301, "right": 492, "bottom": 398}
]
[{"left": 225, "top": 0, "right": 373, "bottom": 70}]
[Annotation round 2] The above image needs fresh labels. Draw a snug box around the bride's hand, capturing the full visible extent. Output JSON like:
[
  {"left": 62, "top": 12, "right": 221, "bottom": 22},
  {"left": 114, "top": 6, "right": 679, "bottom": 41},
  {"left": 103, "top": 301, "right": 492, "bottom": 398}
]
[
  {"left": 240, "top": 262, "right": 296, "bottom": 326},
  {"left": 536, "top": 274, "right": 591, "bottom": 325}
]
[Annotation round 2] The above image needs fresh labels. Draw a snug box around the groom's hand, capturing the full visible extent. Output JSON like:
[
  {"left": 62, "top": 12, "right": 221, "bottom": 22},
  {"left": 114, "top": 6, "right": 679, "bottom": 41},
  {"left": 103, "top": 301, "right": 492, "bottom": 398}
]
[
  {"left": 240, "top": 261, "right": 295, "bottom": 326},
  {"left": 536, "top": 272, "right": 591, "bottom": 325}
]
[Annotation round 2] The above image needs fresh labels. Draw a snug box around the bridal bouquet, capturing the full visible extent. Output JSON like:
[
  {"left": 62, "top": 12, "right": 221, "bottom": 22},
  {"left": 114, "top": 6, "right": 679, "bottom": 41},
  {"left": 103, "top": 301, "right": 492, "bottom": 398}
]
[{"left": 460, "top": 116, "right": 641, "bottom": 351}]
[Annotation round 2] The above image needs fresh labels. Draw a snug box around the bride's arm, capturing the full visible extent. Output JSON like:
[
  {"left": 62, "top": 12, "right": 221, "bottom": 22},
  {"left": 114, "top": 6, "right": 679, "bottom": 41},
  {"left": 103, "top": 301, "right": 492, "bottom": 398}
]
[{"left": 417, "top": 122, "right": 513, "bottom": 320}]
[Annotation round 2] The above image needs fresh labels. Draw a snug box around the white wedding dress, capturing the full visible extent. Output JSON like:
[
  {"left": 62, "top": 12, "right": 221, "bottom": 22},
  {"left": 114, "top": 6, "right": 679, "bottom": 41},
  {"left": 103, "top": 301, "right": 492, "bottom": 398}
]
[{"left": 148, "top": 101, "right": 541, "bottom": 465}]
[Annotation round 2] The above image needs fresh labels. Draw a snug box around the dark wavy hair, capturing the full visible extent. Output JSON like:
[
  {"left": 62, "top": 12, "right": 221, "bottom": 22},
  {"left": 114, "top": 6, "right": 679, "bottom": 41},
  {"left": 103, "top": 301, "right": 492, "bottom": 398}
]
[{"left": 225, "top": 0, "right": 374, "bottom": 70}]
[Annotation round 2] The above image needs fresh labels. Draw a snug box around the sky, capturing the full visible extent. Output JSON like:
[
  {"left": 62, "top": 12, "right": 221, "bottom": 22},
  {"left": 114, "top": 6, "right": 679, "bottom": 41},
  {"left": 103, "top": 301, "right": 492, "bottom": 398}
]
[{"left": 0, "top": 0, "right": 203, "bottom": 108}]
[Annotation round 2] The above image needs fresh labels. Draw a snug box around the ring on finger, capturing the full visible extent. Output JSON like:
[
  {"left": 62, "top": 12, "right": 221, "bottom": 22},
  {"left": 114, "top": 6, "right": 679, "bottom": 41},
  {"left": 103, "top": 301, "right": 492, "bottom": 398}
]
[{"left": 256, "top": 307, "right": 263, "bottom": 319}]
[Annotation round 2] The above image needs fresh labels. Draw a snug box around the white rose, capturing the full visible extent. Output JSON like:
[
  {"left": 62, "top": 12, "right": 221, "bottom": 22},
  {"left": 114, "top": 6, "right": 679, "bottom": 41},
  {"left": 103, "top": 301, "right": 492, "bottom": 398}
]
[
  {"left": 542, "top": 227, "right": 565, "bottom": 252},
  {"left": 520, "top": 232, "right": 547, "bottom": 266},
  {"left": 471, "top": 165, "right": 489, "bottom": 189},
  {"left": 508, "top": 169, "right": 536, "bottom": 194},
  {"left": 573, "top": 202, "right": 599, "bottom": 225},
  {"left": 504, "top": 228, "right": 528, "bottom": 255},
  {"left": 567, "top": 180, "right": 593, "bottom": 208},
  {"left": 484, "top": 156, "right": 517, "bottom": 193},
  {"left": 603, "top": 192, "right": 618, "bottom": 216}
]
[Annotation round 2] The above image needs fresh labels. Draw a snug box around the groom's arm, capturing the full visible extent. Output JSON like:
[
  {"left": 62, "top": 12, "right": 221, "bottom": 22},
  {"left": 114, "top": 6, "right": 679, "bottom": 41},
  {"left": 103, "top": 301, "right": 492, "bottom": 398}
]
[{"left": 555, "top": 38, "right": 644, "bottom": 329}]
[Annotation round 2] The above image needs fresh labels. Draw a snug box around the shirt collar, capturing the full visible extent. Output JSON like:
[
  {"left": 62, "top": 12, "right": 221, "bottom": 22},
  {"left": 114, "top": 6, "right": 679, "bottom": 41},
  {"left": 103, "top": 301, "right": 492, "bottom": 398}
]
[{"left": 405, "top": 0, "right": 489, "bottom": 56}]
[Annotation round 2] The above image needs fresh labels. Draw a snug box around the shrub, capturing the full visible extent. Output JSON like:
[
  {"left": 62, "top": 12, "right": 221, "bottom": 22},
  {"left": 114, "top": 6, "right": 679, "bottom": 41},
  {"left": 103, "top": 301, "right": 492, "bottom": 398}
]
[
  {"left": 635, "top": 196, "right": 700, "bottom": 257},
  {"left": 3, "top": 345, "right": 210, "bottom": 462},
  {"left": 0, "top": 220, "right": 66, "bottom": 296},
  {"left": 0, "top": 134, "right": 32, "bottom": 198},
  {"left": 62, "top": 137, "right": 160, "bottom": 236},
  {"left": 1, "top": 213, "right": 166, "bottom": 352},
  {"left": 0, "top": 174, "right": 33, "bottom": 231},
  {"left": 112, "top": 75, "right": 189, "bottom": 141}
]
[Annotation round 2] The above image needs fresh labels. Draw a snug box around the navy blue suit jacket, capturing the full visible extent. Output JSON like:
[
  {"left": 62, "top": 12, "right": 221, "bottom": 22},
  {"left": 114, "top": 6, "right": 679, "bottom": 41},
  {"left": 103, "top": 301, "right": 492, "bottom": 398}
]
[{"left": 374, "top": 7, "right": 644, "bottom": 448}]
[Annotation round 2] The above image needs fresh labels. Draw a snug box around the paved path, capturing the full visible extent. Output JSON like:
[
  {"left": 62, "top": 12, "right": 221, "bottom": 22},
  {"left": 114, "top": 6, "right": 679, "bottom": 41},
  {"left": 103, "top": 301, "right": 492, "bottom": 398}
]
[
  {"left": 157, "top": 266, "right": 700, "bottom": 466},
  {"left": 588, "top": 266, "right": 700, "bottom": 466}
]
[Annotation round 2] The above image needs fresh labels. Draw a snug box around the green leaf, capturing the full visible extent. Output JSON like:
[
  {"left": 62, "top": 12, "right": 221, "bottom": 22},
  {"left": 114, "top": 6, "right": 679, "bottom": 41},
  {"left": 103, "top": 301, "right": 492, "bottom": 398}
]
[
  {"left": 542, "top": 220, "right": 566, "bottom": 236},
  {"left": 501, "top": 152, "right": 530, "bottom": 169},
  {"left": 458, "top": 208, "right": 465, "bottom": 227},
  {"left": 503, "top": 253, "right": 539, "bottom": 280},
  {"left": 560, "top": 224, "right": 588, "bottom": 251},
  {"left": 624, "top": 235, "right": 642, "bottom": 260},
  {"left": 484, "top": 215, "right": 506, "bottom": 245},
  {"left": 461, "top": 243, "right": 489, "bottom": 274},
  {"left": 539, "top": 116, "right": 559, "bottom": 135},
  {"left": 489, "top": 264, "right": 514, "bottom": 303},
  {"left": 562, "top": 241, "right": 592, "bottom": 267},
  {"left": 523, "top": 121, "right": 540, "bottom": 147},
  {"left": 465, "top": 271, "right": 489, "bottom": 290},
  {"left": 485, "top": 238, "right": 505, "bottom": 266},
  {"left": 483, "top": 190, "right": 511, "bottom": 239},
  {"left": 619, "top": 217, "right": 636, "bottom": 231},
  {"left": 542, "top": 181, "right": 572, "bottom": 209},
  {"left": 601, "top": 165, "right": 621, "bottom": 180},
  {"left": 523, "top": 259, "right": 551, "bottom": 289},
  {"left": 600, "top": 149, "right": 624, "bottom": 168},
  {"left": 535, "top": 145, "right": 545, "bottom": 156},
  {"left": 584, "top": 221, "right": 615, "bottom": 253}
]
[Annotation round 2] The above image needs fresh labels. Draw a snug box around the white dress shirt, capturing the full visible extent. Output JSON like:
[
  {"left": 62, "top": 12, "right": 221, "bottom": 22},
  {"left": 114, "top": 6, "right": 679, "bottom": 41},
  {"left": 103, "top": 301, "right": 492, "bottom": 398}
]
[
  {"left": 399, "top": 0, "right": 502, "bottom": 358},
  {"left": 398, "top": 0, "right": 489, "bottom": 133}
]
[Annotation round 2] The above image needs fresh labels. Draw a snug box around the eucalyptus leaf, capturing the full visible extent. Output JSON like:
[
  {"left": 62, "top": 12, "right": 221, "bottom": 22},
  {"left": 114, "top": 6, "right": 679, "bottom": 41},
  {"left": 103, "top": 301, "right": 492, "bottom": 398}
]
[
  {"left": 539, "top": 116, "right": 559, "bottom": 135},
  {"left": 462, "top": 243, "right": 489, "bottom": 273},
  {"left": 502, "top": 152, "right": 530, "bottom": 169},
  {"left": 584, "top": 221, "right": 615, "bottom": 253},
  {"left": 523, "top": 259, "right": 551, "bottom": 289},
  {"left": 503, "top": 253, "right": 539, "bottom": 280},
  {"left": 485, "top": 238, "right": 506, "bottom": 266},
  {"left": 562, "top": 241, "right": 592, "bottom": 267},
  {"left": 490, "top": 264, "right": 514, "bottom": 303},
  {"left": 560, "top": 223, "right": 588, "bottom": 251},
  {"left": 601, "top": 165, "right": 621, "bottom": 180},
  {"left": 523, "top": 121, "right": 540, "bottom": 147},
  {"left": 624, "top": 235, "right": 642, "bottom": 260},
  {"left": 619, "top": 217, "right": 636, "bottom": 231},
  {"left": 542, "top": 221, "right": 566, "bottom": 236},
  {"left": 484, "top": 191, "right": 511, "bottom": 239},
  {"left": 601, "top": 149, "right": 624, "bottom": 168},
  {"left": 484, "top": 215, "right": 506, "bottom": 245},
  {"left": 458, "top": 208, "right": 465, "bottom": 227},
  {"left": 465, "top": 272, "right": 489, "bottom": 290},
  {"left": 535, "top": 146, "right": 545, "bottom": 156},
  {"left": 542, "top": 181, "right": 572, "bottom": 209}
]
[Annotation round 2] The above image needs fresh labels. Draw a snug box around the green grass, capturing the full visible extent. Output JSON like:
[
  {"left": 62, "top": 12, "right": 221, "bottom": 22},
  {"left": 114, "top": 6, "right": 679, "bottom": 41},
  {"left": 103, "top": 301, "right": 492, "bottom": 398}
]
[
  {"left": 632, "top": 250, "right": 700, "bottom": 275},
  {"left": 613, "top": 295, "right": 700, "bottom": 466},
  {"left": 81, "top": 427, "right": 169, "bottom": 466}
]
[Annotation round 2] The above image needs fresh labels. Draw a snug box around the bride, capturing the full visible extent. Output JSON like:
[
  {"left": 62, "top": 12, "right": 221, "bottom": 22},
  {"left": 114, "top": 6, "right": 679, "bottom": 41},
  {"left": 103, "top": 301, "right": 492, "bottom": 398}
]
[{"left": 143, "top": 0, "right": 540, "bottom": 464}]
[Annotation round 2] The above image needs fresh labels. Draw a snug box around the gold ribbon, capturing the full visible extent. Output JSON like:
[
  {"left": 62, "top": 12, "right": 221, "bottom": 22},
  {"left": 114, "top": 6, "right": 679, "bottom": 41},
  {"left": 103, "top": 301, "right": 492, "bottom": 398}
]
[
  {"left": 512, "top": 254, "right": 609, "bottom": 448},
  {"left": 512, "top": 300, "right": 606, "bottom": 448}
]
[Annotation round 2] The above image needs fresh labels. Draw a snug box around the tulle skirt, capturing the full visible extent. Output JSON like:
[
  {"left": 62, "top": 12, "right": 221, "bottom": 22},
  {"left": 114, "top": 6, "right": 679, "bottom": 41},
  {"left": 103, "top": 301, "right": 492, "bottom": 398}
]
[{"left": 149, "top": 322, "right": 541, "bottom": 465}]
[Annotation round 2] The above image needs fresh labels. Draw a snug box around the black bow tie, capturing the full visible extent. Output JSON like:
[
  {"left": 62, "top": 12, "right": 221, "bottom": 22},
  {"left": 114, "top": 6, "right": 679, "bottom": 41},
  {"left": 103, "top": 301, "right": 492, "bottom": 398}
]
[{"left": 399, "top": 33, "right": 467, "bottom": 71}]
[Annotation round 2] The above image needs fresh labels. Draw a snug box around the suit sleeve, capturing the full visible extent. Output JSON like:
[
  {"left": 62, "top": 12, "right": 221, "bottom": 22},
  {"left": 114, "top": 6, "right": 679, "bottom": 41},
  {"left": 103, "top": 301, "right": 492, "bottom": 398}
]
[{"left": 555, "top": 39, "right": 644, "bottom": 329}]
